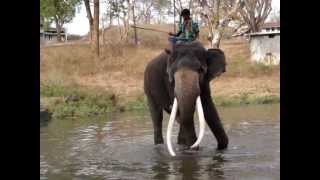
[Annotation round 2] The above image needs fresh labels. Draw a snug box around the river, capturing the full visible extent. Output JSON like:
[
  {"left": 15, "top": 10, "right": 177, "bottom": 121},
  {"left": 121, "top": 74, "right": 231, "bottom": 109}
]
[{"left": 40, "top": 103, "right": 280, "bottom": 180}]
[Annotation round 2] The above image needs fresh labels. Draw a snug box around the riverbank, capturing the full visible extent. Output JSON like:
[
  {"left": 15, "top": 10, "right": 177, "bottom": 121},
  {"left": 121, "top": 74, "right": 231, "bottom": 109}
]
[
  {"left": 40, "top": 34, "right": 279, "bottom": 118},
  {"left": 40, "top": 79, "right": 279, "bottom": 118}
]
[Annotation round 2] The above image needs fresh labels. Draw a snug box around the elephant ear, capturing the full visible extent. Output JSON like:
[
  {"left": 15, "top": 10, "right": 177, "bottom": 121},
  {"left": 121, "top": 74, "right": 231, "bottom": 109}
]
[{"left": 206, "top": 48, "right": 226, "bottom": 81}]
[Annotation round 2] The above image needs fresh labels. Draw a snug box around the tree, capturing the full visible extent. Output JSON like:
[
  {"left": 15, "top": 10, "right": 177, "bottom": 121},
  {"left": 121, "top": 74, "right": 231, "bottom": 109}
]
[
  {"left": 83, "top": 0, "right": 99, "bottom": 55},
  {"left": 107, "top": 0, "right": 131, "bottom": 41},
  {"left": 93, "top": 0, "right": 100, "bottom": 56},
  {"left": 132, "top": 0, "right": 138, "bottom": 45},
  {"left": 153, "top": 0, "right": 171, "bottom": 24},
  {"left": 197, "top": 0, "right": 242, "bottom": 48},
  {"left": 174, "top": 0, "right": 184, "bottom": 15},
  {"left": 83, "top": 0, "right": 94, "bottom": 41},
  {"left": 40, "top": 0, "right": 81, "bottom": 42},
  {"left": 135, "top": 0, "right": 154, "bottom": 24},
  {"left": 269, "top": 9, "right": 280, "bottom": 23},
  {"left": 238, "top": 0, "right": 272, "bottom": 32}
]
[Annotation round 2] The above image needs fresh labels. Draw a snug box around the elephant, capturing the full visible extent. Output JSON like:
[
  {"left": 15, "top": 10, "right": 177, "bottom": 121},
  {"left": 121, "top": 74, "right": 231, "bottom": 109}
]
[{"left": 144, "top": 41, "right": 228, "bottom": 156}]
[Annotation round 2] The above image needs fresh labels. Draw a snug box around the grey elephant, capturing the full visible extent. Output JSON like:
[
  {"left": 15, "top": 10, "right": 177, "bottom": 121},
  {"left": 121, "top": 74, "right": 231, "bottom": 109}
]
[{"left": 144, "top": 41, "right": 228, "bottom": 156}]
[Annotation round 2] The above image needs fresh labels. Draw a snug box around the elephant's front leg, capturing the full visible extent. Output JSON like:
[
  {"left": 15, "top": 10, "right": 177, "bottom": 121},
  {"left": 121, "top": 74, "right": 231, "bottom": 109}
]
[
  {"left": 200, "top": 84, "right": 228, "bottom": 150},
  {"left": 147, "top": 98, "right": 164, "bottom": 144},
  {"left": 201, "top": 94, "right": 228, "bottom": 150}
]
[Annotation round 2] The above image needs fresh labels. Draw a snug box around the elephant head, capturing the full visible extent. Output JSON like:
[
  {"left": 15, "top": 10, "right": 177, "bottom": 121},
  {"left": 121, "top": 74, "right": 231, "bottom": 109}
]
[{"left": 164, "top": 42, "right": 226, "bottom": 156}]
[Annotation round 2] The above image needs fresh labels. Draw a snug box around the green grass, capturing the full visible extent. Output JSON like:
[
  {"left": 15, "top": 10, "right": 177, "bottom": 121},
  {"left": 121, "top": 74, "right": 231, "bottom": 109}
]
[
  {"left": 213, "top": 94, "right": 280, "bottom": 107},
  {"left": 41, "top": 81, "right": 279, "bottom": 118},
  {"left": 124, "top": 96, "right": 148, "bottom": 111},
  {"left": 40, "top": 82, "right": 117, "bottom": 118}
]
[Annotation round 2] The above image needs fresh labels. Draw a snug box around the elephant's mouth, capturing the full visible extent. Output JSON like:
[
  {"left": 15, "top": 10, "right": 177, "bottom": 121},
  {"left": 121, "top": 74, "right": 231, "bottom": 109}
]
[{"left": 166, "top": 96, "right": 206, "bottom": 157}]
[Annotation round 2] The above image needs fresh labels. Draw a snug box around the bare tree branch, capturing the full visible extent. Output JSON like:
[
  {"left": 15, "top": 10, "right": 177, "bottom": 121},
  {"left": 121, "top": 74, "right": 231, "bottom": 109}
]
[
  {"left": 197, "top": 0, "right": 242, "bottom": 48},
  {"left": 239, "top": 0, "right": 272, "bottom": 32}
]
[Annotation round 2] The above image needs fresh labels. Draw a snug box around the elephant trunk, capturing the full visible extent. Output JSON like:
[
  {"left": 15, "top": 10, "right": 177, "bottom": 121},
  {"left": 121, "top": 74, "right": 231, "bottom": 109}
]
[
  {"left": 165, "top": 68, "right": 206, "bottom": 156},
  {"left": 174, "top": 68, "right": 200, "bottom": 122}
]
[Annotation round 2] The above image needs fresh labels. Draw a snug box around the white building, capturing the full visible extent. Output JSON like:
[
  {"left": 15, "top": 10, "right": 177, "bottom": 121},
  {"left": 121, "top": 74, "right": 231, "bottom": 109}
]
[
  {"left": 248, "top": 22, "right": 280, "bottom": 65},
  {"left": 40, "top": 19, "right": 67, "bottom": 45}
]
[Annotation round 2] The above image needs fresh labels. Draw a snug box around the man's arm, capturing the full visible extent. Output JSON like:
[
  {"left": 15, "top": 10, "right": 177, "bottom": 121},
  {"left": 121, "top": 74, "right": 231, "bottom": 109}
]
[
  {"left": 169, "top": 23, "right": 183, "bottom": 37},
  {"left": 169, "top": 30, "right": 182, "bottom": 37},
  {"left": 192, "top": 22, "right": 200, "bottom": 40}
]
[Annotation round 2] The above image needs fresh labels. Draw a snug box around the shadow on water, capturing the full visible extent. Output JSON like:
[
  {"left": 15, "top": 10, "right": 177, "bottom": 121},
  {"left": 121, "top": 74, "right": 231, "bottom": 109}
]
[
  {"left": 40, "top": 104, "right": 280, "bottom": 180},
  {"left": 151, "top": 149, "right": 227, "bottom": 180},
  {"left": 206, "top": 153, "right": 227, "bottom": 179}
]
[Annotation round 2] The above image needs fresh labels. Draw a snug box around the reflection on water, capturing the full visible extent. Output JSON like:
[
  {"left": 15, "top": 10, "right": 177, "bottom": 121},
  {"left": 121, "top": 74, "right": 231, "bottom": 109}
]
[{"left": 40, "top": 104, "right": 280, "bottom": 180}]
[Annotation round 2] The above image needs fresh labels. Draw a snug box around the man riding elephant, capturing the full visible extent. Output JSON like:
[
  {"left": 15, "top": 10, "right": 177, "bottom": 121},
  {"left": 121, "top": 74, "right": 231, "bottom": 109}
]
[
  {"left": 144, "top": 41, "right": 228, "bottom": 156},
  {"left": 168, "top": 9, "right": 200, "bottom": 44}
]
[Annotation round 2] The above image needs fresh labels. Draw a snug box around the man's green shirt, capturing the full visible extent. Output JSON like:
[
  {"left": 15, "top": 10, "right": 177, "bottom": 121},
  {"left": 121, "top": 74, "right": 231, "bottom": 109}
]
[{"left": 177, "top": 19, "right": 199, "bottom": 42}]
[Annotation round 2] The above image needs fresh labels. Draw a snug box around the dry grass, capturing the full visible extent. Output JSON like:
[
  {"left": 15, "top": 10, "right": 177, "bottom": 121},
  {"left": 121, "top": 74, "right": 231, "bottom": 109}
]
[{"left": 41, "top": 24, "right": 279, "bottom": 107}]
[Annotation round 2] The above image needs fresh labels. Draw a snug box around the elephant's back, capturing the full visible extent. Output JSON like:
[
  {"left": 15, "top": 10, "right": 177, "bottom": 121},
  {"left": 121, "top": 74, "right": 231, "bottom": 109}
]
[{"left": 144, "top": 52, "right": 167, "bottom": 78}]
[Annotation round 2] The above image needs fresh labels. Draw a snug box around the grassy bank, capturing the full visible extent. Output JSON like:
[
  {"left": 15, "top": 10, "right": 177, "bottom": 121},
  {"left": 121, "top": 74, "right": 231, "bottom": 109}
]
[
  {"left": 40, "top": 25, "right": 279, "bottom": 118},
  {"left": 41, "top": 81, "right": 279, "bottom": 118},
  {"left": 40, "top": 82, "right": 149, "bottom": 118}
]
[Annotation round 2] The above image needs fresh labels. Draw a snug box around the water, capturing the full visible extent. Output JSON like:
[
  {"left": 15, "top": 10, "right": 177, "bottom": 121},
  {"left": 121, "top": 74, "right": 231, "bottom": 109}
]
[{"left": 40, "top": 104, "right": 280, "bottom": 180}]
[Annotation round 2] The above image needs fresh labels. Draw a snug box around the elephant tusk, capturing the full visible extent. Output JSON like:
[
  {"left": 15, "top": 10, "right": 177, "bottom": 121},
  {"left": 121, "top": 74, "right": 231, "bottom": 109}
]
[
  {"left": 166, "top": 98, "right": 178, "bottom": 157},
  {"left": 191, "top": 96, "right": 206, "bottom": 149}
]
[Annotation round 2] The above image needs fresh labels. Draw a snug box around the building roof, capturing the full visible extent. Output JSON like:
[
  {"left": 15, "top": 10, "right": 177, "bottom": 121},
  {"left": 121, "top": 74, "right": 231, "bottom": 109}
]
[
  {"left": 262, "top": 22, "right": 280, "bottom": 29},
  {"left": 249, "top": 31, "right": 280, "bottom": 37}
]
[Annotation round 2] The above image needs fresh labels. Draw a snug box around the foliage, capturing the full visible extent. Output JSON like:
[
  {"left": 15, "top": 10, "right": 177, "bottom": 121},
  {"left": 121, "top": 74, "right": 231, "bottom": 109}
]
[
  {"left": 153, "top": 0, "right": 171, "bottom": 16},
  {"left": 108, "top": 0, "right": 128, "bottom": 18},
  {"left": 40, "top": 0, "right": 81, "bottom": 26}
]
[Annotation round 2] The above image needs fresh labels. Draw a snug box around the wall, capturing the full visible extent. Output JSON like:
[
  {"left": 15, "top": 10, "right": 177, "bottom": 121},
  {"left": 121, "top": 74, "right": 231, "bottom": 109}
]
[
  {"left": 40, "top": 33, "right": 66, "bottom": 45},
  {"left": 249, "top": 34, "right": 280, "bottom": 65}
]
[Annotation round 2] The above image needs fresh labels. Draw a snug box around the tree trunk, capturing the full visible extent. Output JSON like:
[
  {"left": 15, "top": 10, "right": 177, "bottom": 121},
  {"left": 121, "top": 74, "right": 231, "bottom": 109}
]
[
  {"left": 55, "top": 18, "right": 62, "bottom": 42},
  {"left": 123, "top": 0, "right": 132, "bottom": 43},
  {"left": 145, "top": 13, "right": 151, "bottom": 24},
  {"left": 210, "top": 29, "right": 222, "bottom": 48},
  {"left": 102, "top": 19, "right": 105, "bottom": 46},
  {"left": 109, "top": 8, "right": 113, "bottom": 27},
  {"left": 132, "top": 2, "right": 138, "bottom": 45},
  {"left": 92, "top": 0, "right": 99, "bottom": 57},
  {"left": 89, "top": 24, "right": 94, "bottom": 40},
  {"left": 117, "top": 16, "right": 123, "bottom": 40},
  {"left": 84, "top": 0, "right": 94, "bottom": 41}
]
